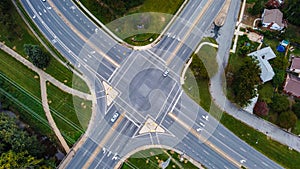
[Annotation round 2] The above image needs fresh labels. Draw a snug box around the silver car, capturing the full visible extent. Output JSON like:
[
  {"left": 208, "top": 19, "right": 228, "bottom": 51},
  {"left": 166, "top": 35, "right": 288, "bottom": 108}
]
[{"left": 110, "top": 112, "right": 119, "bottom": 122}]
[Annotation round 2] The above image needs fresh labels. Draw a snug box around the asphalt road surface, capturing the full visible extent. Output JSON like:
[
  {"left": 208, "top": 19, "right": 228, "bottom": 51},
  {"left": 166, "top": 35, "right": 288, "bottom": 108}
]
[{"left": 21, "top": 0, "right": 284, "bottom": 168}]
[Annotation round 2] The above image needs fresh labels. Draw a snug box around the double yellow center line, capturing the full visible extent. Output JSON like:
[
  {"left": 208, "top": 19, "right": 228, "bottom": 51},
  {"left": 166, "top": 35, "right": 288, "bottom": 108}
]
[
  {"left": 48, "top": 0, "right": 120, "bottom": 68},
  {"left": 166, "top": 0, "right": 214, "bottom": 65},
  {"left": 168, "top": 112, "right": 242, "bottom": 168},
  {"left": 82, "top": 114, "right": 124, "bottom": 169}
]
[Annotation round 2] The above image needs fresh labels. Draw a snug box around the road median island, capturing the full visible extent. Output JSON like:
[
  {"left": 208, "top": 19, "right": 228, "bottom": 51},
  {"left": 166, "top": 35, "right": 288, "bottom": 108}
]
[
  {"left": 120, "top": 146, "right": 205, "bottom": 169},
  {"left": 77, "top": 0, "right": 185, "bottom": 46}
]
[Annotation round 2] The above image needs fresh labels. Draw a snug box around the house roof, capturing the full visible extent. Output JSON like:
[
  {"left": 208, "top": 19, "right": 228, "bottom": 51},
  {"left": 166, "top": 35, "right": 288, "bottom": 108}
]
[
  {"left": 266, "top": 0, "right": 281, "bottom": 8},
  {"left": 291, "top": 57, "right": 300, "bottom": 70},
  {"left": 262, "top": 9, "right": 284, "bottom": 27},
  {"left": 248, "top": 47, "right": 276, "bottom": 83},
  {"left": 284, "top": 74, "right": 300, "bottom": 98}
]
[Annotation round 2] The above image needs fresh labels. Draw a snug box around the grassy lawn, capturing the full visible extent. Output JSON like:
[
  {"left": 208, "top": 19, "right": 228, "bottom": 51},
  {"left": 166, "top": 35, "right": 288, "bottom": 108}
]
[
  {"left": 0, "top": 49, "right": 92, "bottom": 146},
  {"left": 122, "top": 148, "right": 199, "bottom": 169},
  {"left": 0, "top": 0, "right": 90, "bottom": 94},
  {"left": 293, "top": 120, "right": 300, "bottom": 136},
  {"left": 47, "top": 83, "right": 92, "bottom": 145},
  {"left": 225, "top": 53, "right": 243, "bottom": 102},
  {"left": 183, "top": 68, "right": 210, "bottom": 111},
  {"left": 0, "top": 50, "right": 53, "bottom": 137},
  {"left": 0, "top": 50, "right": 41, "bottom": 98},
  {"left": 221, "top": 113, "right": 300, "bottom": 169},
  {"left": 182, "top": 38, "right": 218, "bottom": 111}
]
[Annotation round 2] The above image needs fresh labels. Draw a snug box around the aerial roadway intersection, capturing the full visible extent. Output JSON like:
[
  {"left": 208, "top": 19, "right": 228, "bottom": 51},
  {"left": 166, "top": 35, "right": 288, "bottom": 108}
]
[{"left": 22, "top": 0, "right": 283, "bottom": 168}]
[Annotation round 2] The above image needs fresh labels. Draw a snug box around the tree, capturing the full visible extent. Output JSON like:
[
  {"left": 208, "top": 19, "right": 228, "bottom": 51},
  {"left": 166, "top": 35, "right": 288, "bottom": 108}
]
[
  {"left": 292, "top": 102, "right": 300, "bottom": 118},
  {"left": 258, "top": 84, "right": 274, "bottom": 103},
  {"left": 238, "top": 45, "right": 250, "bottom": 56},
  {"left": 24, "top": 44, "right": 50, "bottom": 69},
  {"left": 232, "top": 57, "right": 261, "bottom": 107},
  {"left": 249, "top": 1, "right": 265, "bottom": 16},
  {"left": 24, "top": 44, "right": 33, "bottom": 57},
  {"left": 190, "top": 54, "right": 209, "bottom": 79},
  {"left": 270, "top": 94, "right": 290, "bottom": 113},
  {"left": 0, "top": 150, "right": 43, "bottom": 168},
  {"left": 272, "top": 69, "right": 286, "bottom": 89},
  {"left": 270, "top": 55, "right": 289, "bottom": 71},
  {"left": 282, "top": 0, "right": 300, "bottom": 26},
  {"left": 278, "top": 110, "right": 298, "bottom": 129},
  {"left": 254, "top": 101, "right": 269, "bottom": 117},
  {"left": 0, "top": 113, "right": 45, "bottom": 158}
]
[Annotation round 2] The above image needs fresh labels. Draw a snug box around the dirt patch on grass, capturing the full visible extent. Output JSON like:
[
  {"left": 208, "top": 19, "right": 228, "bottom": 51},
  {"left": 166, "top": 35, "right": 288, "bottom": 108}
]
[{"left": 242, "top": 3, "right": 259, "bottom": 26}]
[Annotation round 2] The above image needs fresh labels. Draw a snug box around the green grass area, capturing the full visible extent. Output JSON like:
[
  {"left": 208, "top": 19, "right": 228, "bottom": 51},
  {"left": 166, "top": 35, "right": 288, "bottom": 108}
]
[
  {"left": 291, "top": 48, "right": 300, "bottom": 56},
  {"left": 221, "top": 113, "right": 300, "bottom": 169},
  {"left": 0, "top": 51, "right": 54, "bottom": 138},
  {"left": 132, "top": 0, "right": 184, "bottom": 14},
  {"left": 122, "top": 148, "right": 199, "bottom": 169},
  {"left": 293, "top": 120, "right": 300, "bottom": 135},
  {"left": 257, "top": 82, "right": 274, "bottom": 104},
  {"left": 47, "top": 83, "right": 92, "bottom": 145},
  {"left": 182, "top": 38, "right": 218, "bottom": 111},
  {"left": 124, "top": 33, "right": 159, "bottom": 46},
  {"left": 0, "top": 49, "right": 92, "bottom": 146},
  {"left": 183, "top": 68, "right": 210, "bottom": 110},
  {"left": 0, "top": 50, "right": 41, "bottom": 98},
  {"left": 226, "top": 53, "right": 244, "bottom": 73},
  {"left": 284, "top": 24, "right": 300, "bottom": 44},
  {"left": 0, "top": 0, "right": 90, "bottom": 94}
]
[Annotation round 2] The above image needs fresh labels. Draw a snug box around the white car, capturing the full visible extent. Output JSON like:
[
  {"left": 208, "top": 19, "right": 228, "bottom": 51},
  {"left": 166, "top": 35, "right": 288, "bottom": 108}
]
[
  {"left": 110, "top": 112, "right": 119, "bottom": 122},
  {"left": 199, "top": 122, "right": 205, "bottom": 127},
  {"left": 202, "top": 115, "right": 209, "bottom": 121},
  {"left": 163, "top": 70, "right": 169, "bottom": 77}
]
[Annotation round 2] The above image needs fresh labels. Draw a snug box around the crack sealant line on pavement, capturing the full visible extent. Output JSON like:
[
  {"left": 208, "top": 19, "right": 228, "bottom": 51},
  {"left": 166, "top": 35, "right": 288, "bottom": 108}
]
[
  {"left": 82, "top": 114, "right": 125, "bottom": 169},
  {"left": 166, "top": 0, "right": 214, "bottom": 65},
  {"left": 47, "top": 0, "right": 120, "bottom": 68},
  {"left": 168, "top": 112, "right": 242, "bottom": 168}
]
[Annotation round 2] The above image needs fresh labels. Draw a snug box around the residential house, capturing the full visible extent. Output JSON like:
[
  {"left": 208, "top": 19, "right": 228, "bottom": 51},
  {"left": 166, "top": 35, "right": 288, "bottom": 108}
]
[
  {"left": 284, "top": 57, "right": 300, "bottom": 98},
  {"left": 289, "top": 57, "right": 300, "bottom": 75},
  {"left": 262, "top": 9, "right": 285, "bottom": 31},
  {"left": 284, "top": 75, "right": 300, "bottom": 98},
  {"left": 248, "top": 47, "right": 277, "bottom": 83}
]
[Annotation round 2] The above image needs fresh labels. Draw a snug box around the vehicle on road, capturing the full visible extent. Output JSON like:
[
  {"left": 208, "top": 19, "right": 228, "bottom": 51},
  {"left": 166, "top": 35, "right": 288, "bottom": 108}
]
[
  {"left": 111, "top": 112, "right": 119, "bottom": 122},
  {"left": 163, "top": 70, "right": 169, "bottom": 77}
]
